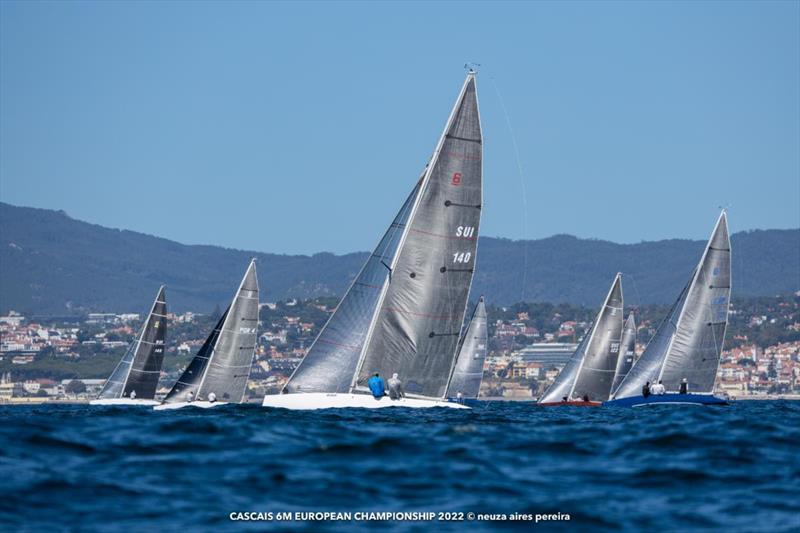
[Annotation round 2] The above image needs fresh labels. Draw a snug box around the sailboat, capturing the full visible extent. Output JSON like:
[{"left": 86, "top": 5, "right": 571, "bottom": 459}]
[
  {"left": 610, "top": 312, "right": 636, "bottom": 395},
  {"left": 537, "top": 273, "right": 624, "bottom": 406},
  {"left": 445, "top": 296, "right": 488, "bottom": 403},
  {"left": 606, "top": 212, "right": 731, "bottom": 407},
  {"left": 90, "top": 286, "right": 167, "bottom": 406},
  {"left": 263, "top": 71, "right": 482, "bottom": 410},
  {"left": 155, "top": 260, "right": 259, "bottom": 410}
]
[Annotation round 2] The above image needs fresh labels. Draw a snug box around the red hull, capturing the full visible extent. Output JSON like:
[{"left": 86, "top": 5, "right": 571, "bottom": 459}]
[{"left": 536, "top": 400, "right": 602, "bottom": 407}]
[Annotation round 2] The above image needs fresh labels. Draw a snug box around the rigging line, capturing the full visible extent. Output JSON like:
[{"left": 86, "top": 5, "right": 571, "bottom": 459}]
[{"left": 490, "top": 76, "right": 529, "bottom": 303}]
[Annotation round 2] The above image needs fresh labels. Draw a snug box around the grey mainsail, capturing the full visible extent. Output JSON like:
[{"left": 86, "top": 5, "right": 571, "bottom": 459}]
[
  {"left": 284, "top": 178, "right": 423, "bottom": 393},
  {"left": 163, "top": 260, "right": 259, "bottom": 404},
  {"left": 355, "top": 71, "right": 482, "bottom": 399},
  {"left": 611, "top": 313, "right": 636, "bottom": 394},
  {"left": 97, "top": 286, "right": 167, "bottom": 400},
  {"left": 538, "top": 273, "right": 623, "bottom": 403},
  {"left": 445, "top": 296, "right": 488, "bottom": 399},
  {"left": 614, "top": 212, "right": 731, "bottom": 398}
]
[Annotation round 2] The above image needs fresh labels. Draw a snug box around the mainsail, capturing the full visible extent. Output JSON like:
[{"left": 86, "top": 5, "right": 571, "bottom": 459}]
[
  {"left": 614, "top": 212, "right": 731, "bottom": 398},
  {"left": 97, "top": 286, "right": 167, "bottom": 400},
  {"left": 539, "top": 273, "right": 624, "bottom": 403},
  {"left": 611, "top": 312, "right": 636, "bottom": 394},
  {"left": 354, "top": 71, "right": 483, "bottom": 399},
  {"left": 162, "top": 260, "right": 259, "bottom": 404},
  {"left": 284, "top": 179, "right": 423, "bottom": 393},
  {"left": 445, "top": 296, "right": 488, "bottom": 399}
]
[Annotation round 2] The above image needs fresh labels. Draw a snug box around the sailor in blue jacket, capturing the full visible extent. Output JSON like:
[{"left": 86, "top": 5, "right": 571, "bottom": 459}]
[{"left": 368, "top": 373, "right": 385, "bottom": 399}]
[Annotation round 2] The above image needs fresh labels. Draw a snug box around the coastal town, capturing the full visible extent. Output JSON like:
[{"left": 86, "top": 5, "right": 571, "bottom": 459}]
[{"left": 1, "top": 292, "right": 798, "bottom": 403}]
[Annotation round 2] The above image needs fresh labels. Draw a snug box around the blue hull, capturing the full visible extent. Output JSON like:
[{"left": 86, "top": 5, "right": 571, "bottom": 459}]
[
  {"left": 603, "top": 393, "right": 729, "bottom": 407},
  {"left": 446, "top": 398, "right": 482, "bottom": 407}
]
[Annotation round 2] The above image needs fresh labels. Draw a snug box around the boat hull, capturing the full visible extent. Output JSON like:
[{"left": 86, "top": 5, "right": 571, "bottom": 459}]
[
  {"left": 446, "top": 398, "right": 482, "bottom": 407},
  {"left": 603, "top": 393, "right": 729, "bottom": 407},
  {"left": 153, "top": 401, "right": 229, "bottom": 411},
  {"left": 536, "top": 400, "right": 602, "bottom": 407},
  {"left": 262, "top": 393, "right": 469, "bottom": 410},
  {"left": 89, "top": 398, "right": 160, "bottom": 406}
]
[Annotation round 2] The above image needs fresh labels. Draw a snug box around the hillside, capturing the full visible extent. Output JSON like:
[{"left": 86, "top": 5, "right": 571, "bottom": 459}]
[{"left": 1, "top": 202, "right": 798, "bottom": 314}]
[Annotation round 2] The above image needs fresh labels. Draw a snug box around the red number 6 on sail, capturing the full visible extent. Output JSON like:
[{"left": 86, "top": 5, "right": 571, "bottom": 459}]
[{"left": 451, "top": 172, "right": 462, "bottom": 186}]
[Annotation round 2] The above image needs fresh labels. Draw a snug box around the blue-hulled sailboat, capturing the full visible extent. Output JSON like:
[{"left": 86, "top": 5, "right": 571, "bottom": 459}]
[{"left": 605, "top": 211, "right": 731, "bottom": 407}]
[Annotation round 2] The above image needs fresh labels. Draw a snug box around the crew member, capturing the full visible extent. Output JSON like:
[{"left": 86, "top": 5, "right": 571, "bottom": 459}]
[
  {"left": 642, "top": 382, "right": 651, "bottom": 398},
  {"left": 368, "top": 373, "right": 385, "bottom": 399},
  {"left": 679, "top": 378, "right": 688, "bottom": 394},
  {"left": 387, "top": 373, "right": 405, "bottom": 400}
]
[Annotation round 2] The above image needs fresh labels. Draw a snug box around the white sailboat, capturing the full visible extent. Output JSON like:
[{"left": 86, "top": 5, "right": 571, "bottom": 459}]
[
  {"left": 537, "top": 274, "right": 624, "bottom": 406},
  {"left": 90, "top": 286, "right": 167, "bottom": 406},
  {"left": 155, "top": 260, "right": 259, "bottom": 410},
  {"left": 263, "top": 71, "right": 482, "bottom": 410}
]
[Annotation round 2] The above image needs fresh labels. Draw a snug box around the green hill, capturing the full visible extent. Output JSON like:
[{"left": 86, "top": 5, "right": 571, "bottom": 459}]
[{"left": 1, "top": 202, "right": 797, "bottom": 314}]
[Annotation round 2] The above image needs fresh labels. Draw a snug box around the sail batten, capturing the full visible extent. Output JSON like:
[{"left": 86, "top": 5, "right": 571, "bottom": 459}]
[
  {"left": 97, "top": 286, "right": 167, "bottom": 400},
  {"left": 614, "top": 212, "right": 731, "bottom": 398}
]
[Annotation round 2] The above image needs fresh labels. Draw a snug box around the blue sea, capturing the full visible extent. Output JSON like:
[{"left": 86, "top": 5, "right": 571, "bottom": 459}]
[{"left": 1, "top": 401, "right": 798, "bottom": 532}]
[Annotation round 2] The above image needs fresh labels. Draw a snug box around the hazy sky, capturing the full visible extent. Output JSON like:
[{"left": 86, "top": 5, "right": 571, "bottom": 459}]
[{"left": 1, "top": 1, "right": 798, "bottom": 255}]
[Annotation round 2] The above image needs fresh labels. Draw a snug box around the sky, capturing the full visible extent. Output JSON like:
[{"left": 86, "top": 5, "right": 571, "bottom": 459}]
[{"left": 1, "top": 1, "right": 798, "bottom": 255}]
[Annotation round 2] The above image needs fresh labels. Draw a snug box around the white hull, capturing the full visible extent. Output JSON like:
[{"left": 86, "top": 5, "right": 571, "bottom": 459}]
[
  {"left": 261, "top": 392, "right": 469, "bottom": 410},
  {"left": 153, "top": 401, "right": 229, "bottom": 411},
  {"left": 89, "top": 398, "right": 160, "bottom": 406}
]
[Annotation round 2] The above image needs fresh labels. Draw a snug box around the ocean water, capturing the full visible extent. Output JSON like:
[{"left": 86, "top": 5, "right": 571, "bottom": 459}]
[{"left": 1, "top": 401, "right": 798, "bottom": 532}]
